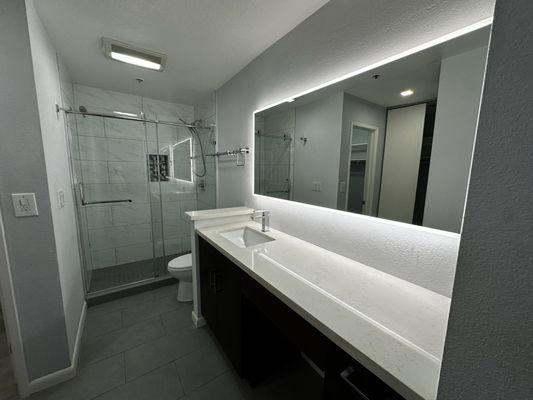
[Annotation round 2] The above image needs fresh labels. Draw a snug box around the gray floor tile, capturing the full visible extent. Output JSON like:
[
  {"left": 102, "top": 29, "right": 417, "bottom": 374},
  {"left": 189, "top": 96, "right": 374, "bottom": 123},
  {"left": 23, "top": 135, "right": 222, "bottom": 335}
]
[
  {"left": 88, "top": 290, "right": 157, "bottom": 315},
  {"left": 80, "top": 317, "right": 165, "bottom": 366},
  {"left": 93, "top": 363, "right": 184, "bottom": 400},
  {"left": 124, "top": 326, "right": 214, "bottom": 381},
  {"left": 83, "top": 310, "right": 122, "bottom": 340},
  {"left": 188, "top": 371, "right": 244, "bottom": 400},
  {"left": 175, "top": 345, "right": 230, "bottom": 393},
  {"left": 161, "top": 305, "right": 194, "bottom": 333},
  {"left": 32, "top": 354, "right": 124, "bottom": 400},
  {"left": 151, "top": 284, "right": 179, "bottom": 300},
  {"left": 121, "top": 294, "right": 182, "bottom": 327}
]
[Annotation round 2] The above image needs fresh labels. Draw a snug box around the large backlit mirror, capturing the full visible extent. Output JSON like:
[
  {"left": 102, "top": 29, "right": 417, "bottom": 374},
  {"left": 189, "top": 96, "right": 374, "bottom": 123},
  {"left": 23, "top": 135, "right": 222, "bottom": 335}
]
[{"left": 254, "top": 25, "right": 490, "bottom": 233}]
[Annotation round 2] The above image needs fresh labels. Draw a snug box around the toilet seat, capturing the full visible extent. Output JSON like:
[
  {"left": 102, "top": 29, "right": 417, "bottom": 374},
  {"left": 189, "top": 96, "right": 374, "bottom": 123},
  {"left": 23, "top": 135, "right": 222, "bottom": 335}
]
[{"left": 168, "top": 253, "right": 192, "bottom": 271}]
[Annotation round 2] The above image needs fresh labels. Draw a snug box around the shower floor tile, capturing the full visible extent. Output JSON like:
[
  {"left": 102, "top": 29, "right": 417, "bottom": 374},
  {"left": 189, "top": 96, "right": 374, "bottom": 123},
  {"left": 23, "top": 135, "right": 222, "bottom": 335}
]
[{"left": 88, "top": 255, "right": 178, "bottom": 293}]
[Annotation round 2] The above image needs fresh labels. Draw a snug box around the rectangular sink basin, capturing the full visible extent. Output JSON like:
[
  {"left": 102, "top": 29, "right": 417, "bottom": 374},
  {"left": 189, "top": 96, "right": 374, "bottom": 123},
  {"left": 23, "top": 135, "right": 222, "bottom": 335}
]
[{"left": 220, "top": 226, "right": 275, "bottom": 248}]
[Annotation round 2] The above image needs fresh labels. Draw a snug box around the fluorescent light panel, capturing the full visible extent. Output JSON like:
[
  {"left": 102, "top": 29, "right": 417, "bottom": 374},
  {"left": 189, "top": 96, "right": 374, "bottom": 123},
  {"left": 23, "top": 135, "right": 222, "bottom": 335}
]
[
  {"left": 110, "top": 52, "right": 161, "bottom": 70},
  {"left": 102, "top": 37, "right": 167, "bottom": 72}
]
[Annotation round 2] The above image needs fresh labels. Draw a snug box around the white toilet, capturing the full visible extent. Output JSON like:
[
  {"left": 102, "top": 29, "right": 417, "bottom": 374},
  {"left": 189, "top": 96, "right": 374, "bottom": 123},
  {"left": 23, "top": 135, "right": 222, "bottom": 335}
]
[{"left": 167, "top": 253, "right": 193, "bottom": 302}]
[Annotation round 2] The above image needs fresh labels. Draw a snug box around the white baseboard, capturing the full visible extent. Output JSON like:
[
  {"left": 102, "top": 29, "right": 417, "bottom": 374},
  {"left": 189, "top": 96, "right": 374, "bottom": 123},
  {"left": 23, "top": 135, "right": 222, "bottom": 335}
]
[
  {"left": 191, "top": 310, "right": 206, "bottom": 328},
  {"left": 27, "top": 301, "right": 86, "bottom": 395}
]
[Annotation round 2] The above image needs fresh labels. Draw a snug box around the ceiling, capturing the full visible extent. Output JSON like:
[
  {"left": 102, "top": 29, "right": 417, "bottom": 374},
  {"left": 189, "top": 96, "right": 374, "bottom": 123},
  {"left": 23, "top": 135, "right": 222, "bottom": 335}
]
[{"left": 34, "top": 0, "right": 329, "bottom": 104}]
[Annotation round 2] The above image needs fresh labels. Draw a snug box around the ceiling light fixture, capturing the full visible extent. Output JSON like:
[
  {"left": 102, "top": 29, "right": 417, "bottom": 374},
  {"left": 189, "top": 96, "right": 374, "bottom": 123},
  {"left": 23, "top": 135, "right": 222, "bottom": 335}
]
[
  {"left": 400, "top": 89, "right": 414, "bottom": 97},
  {"left": 102, "top": 38, "right": 167, "bottom": 71},
  {"left": 286, "top": 98, "right": 295, "bottom": 103}
]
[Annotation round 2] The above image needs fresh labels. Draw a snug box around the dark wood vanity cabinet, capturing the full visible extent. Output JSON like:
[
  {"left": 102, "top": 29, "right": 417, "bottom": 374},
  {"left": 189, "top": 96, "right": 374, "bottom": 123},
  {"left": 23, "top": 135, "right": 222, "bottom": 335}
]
[
  {"left": 198, "top": 237, "right": 242, "bottom": 374},
  {"left": 198, "top": 236, "right": 406, "bottom": 400}
]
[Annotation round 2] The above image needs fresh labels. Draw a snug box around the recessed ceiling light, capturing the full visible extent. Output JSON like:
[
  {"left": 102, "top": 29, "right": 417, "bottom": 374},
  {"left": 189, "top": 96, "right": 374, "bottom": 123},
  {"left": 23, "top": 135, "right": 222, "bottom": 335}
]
[
  {"left": 286, "top": 98, "right": 295, "bottom": 103},
  {"left": 102, "top": 38, "right": 167, "bottom": 71},
  {"left": 400, "top": 89, "right": 414, "bottom": 97}
]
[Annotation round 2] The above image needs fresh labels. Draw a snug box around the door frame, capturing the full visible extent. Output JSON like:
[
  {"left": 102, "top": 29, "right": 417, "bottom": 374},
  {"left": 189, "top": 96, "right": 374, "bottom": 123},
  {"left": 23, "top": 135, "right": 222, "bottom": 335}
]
[{"left": 345, "top": 122, "right": 379, "bottom": 216}]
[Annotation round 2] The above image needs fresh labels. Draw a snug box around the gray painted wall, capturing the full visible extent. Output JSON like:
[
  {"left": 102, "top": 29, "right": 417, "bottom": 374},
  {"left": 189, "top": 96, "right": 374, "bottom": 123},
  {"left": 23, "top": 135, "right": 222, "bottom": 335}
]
[
  {"left": 293, "top": 92, "right": 343, "bottom": 208},
  {"left": 25, "top": 0, "right": 85, "bottom": 358},
  {"left": 217, "top": 0, "right": 495, "bottom": 297},
  {"left": 0, "top": 0, "right": 71, "bottom": 379},
  {"left": 423, "top": 45, "right": 488, "bottom": 233},
  {"left": 437, "top": 0, "right": 533, "bottom": 398}
]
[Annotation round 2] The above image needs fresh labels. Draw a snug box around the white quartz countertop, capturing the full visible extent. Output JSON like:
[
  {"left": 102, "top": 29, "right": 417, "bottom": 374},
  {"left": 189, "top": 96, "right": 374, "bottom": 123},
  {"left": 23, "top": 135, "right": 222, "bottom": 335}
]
[{"left": 196, "top": 221, "right": 450, "bottom": 400}]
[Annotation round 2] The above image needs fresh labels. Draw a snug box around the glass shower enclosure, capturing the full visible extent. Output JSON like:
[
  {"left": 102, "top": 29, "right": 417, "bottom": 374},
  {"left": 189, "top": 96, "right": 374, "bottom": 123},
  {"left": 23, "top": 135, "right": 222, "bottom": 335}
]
[{"left": 65, "top": 106, "right": 216, "bottom": 296}]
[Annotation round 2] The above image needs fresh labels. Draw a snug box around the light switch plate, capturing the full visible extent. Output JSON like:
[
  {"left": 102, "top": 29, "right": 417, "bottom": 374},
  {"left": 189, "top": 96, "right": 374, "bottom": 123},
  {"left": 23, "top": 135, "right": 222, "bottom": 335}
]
[
  {"left": 339, "top": 181, "right": 346, "bottom": 193},
  {"left": 12, "top": 193, "right": 38, "bottom": 217}
]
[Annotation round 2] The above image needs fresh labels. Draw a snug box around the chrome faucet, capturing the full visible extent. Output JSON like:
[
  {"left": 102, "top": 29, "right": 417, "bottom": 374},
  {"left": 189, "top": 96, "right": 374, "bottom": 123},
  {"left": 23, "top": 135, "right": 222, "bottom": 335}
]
[{"left": 251, "top": 210, "right": 270, "bottom": 232}]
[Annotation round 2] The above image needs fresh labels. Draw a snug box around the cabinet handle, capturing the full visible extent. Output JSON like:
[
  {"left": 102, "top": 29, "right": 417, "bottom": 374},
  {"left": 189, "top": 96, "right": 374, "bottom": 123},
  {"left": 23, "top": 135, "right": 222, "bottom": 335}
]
[{"left": 340, "top": 366, "right": 371, "bottom": 400}]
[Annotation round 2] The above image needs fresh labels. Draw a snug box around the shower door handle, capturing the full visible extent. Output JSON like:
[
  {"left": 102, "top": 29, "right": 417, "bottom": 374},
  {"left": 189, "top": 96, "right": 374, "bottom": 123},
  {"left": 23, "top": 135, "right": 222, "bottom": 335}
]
[{"left": 79, "top": 183, "right": 132, "bottom": 206}]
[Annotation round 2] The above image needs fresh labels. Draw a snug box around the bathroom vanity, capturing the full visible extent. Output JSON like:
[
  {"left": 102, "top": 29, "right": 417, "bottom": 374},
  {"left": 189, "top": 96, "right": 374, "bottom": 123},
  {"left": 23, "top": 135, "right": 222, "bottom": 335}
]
[{"left": 187, "top": 208, "right": 450, "bottom": 400}]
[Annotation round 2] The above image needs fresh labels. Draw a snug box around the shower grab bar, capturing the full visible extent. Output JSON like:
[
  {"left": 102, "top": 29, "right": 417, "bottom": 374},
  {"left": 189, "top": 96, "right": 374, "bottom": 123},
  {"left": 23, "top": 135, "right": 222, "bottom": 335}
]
[{"left": 79, "top": 183, "right": 132, "bottom": 206}]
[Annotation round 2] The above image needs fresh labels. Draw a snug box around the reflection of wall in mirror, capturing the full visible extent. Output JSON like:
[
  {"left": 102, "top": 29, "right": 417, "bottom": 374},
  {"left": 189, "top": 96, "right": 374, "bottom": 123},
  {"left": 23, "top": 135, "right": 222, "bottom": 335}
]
[
  {"left": 423, "top": 45, "right": 488, "bottom": 232},
  {"left": 293, "top": 92, "right": 343, "bottom": 208}
]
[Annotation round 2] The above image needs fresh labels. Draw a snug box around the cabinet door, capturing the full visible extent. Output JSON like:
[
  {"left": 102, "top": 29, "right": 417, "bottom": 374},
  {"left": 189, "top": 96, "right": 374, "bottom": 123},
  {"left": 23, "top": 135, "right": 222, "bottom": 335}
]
[
  {"left": 213, "top": 255, "right": 242, "bottom": 373},
  {"left": 198, "top": 238, "right": 217, "bottom": 330}
]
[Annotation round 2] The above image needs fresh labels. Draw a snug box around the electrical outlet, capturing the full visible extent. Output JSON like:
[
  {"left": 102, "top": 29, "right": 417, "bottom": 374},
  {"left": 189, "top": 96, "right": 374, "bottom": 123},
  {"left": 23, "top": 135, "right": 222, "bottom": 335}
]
[
  {"left": 312, "top": 181, "right": 322, "bottom": 192},
  {"left": 11, "top": 193, "right": 38, "bottom": 217}
]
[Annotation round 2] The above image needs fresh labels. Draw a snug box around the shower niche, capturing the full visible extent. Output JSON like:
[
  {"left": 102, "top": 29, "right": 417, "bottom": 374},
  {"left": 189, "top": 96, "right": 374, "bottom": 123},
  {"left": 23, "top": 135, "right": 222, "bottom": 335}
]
[{"left": 149, "top": 154, "right": 169, "bottom": 182}]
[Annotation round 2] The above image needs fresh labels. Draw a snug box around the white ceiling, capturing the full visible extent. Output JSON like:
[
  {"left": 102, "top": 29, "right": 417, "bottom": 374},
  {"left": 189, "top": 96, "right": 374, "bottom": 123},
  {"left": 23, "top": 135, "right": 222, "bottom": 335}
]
[{"left": 34, "top": 0, "right": 329, "bottom": 104}]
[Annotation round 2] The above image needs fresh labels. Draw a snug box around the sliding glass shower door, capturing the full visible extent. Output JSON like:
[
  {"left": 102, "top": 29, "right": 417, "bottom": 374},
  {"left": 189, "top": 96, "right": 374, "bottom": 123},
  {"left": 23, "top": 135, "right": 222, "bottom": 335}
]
[{"left": 68, "top": 114, "right": 185, "bottom": 295}]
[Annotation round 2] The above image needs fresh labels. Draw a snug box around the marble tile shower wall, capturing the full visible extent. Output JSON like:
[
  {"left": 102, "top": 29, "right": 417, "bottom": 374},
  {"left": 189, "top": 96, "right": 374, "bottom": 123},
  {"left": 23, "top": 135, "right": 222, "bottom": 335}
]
[
  {"left": 70, "top": 84, "right": 215, "bottom": 270},
  {"left": 194, "top": 94, "right": 217, "bottom": 210}
]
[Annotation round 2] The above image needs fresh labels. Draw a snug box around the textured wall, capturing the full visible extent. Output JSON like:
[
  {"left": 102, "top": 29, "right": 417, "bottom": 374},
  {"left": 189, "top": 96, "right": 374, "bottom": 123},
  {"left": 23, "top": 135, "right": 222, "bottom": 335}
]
[
  {"left": 25, "top": 0, "right": 85, "bottom": 359},
  {"left": 437, "top": 0, "right": 533, "bottom": 398},
  {"left": 217, "top": 0, "right": 495, "bottom": 297},
  {"left": 0, "top": 0, "right": 71, "bottom": 380},
  {"left": 423, "top": 45, "right": 488, "bottom": 233}
]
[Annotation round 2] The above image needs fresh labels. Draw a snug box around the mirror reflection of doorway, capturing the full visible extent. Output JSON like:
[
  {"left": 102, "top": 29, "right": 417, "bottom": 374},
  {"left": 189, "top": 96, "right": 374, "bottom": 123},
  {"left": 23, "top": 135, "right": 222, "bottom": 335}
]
[{"left": 346, "top": 124, "right": 378, "bottom": 215}]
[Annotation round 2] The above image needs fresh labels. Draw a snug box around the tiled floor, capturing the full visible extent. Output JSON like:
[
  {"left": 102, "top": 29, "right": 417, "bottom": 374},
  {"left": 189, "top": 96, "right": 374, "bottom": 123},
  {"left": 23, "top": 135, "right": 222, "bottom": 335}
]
[{"left": 21, "top": 285, "right": 322, "bottom": 400}]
